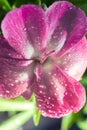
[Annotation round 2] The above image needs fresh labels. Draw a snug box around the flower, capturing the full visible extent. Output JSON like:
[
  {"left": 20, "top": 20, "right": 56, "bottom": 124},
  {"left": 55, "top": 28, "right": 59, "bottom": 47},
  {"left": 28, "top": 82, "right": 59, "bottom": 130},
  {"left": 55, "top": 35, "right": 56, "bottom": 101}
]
[{"left": 0, "top": 1, "right": 87, "bottom": 118}]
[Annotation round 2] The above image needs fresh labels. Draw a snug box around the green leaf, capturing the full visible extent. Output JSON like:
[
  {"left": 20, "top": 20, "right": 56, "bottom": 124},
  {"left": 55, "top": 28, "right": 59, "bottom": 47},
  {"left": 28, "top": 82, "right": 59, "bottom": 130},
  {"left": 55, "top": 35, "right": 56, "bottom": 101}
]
[
  {"left": 69, "top": 0, "right": 87, "bottom": 14},
  {"left": 33, "top": 109, "right": 41, "bottom": 126},
  {"left": 36, "top": 0, "right": 42, "bottom": 6},
  {"left": 61, "top": 112, "right": 81, "bottom": 130},
  {"left": 83, "top": 104, "right": 87, "bottom": 114},
  {"left": 0, "top": 98, "right": 35, "bottom": 111},
  {"left": 77, "top": 119, "right": 87, "bottom": 130},
  {"left": 8, "top": 111, "right": 17, "bottom": 117},
  {"left": 0, "top": 0, "right": 11, "bottom": 11},
  {"left": 12, "top": 0, "right": 36, "bottom": 8},
  {"left": 80, "top": 71, "right": 87, "bottom": 91},
  {"left": 0, "top": 111, "right": 34, "bottom": 130}
]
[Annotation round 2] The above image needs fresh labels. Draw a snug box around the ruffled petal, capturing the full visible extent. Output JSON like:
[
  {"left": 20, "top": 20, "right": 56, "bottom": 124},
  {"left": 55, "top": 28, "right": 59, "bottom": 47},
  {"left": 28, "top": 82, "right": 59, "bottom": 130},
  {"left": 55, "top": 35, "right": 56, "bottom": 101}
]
[
  {"left": 1, "top": 5, "right": 47, "bottom": 58},
  {"left": 46, "top": 1, "right": 87, "bottom": 54},
  {"left": 52, "top": 37, "right": 87, "bottom": 80},
  {"left": 34, "top": 64, "right": 86, "bottom": 118},
  {"left": 0, "top": 57, "right": 34, "bottom": 98}
]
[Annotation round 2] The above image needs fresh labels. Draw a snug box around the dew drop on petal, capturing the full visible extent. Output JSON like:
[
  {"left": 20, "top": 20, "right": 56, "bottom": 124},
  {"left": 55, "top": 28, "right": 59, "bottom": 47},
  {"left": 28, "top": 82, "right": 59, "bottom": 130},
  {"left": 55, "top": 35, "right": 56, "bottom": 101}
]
[
  {"left": 48, "top": 97, "right": 51, "bottom": 100},
  {"left": 60, "top": 3, "right": 64, "bottom": 7},
  {"left": 15, "top": 80, "right": 19, "bottom": 83},
  {"left": 5, "top": 90, "right": 10, "bottom": 93},
  {"left": 0, "top": 94, "right": 3, "bottom": 97},
  {"left": 64, "top": 92, "right": 68, "bottom": 95},
  {"left": 39, "top": 90, "right": 43, "bottom": 94},
  {"left": 66, "top": 109, "right": 69, "bottom": 113},
  {"left": 23, "top": 28, "right": 26, "bottom": 31},
  {"left": 65, "top": 84, "right": 67, "bottom": 86},
  {"left": 69, "top": 7, "right": 73, "bottom": 10}
]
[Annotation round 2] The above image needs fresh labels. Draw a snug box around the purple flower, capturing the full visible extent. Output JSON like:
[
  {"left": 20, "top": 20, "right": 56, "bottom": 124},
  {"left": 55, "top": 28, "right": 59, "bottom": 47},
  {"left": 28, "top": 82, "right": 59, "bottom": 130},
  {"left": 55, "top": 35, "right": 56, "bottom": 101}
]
[{"left": 0, "top": 1, "right": 87, "bottom": 118}]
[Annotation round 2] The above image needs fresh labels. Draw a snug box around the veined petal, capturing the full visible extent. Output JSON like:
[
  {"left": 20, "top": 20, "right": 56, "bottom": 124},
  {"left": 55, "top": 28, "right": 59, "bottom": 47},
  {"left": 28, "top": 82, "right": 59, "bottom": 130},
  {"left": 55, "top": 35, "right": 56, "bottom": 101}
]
[
  {"left": 46, "top": 1, "right": 87, "bottom": 54},
  {"left": 0, "top": 36, "right": 23, "bottom": 59},
  {"left": 0, "top": 58, "right": 34, "bottom": 98},
  {"left": 1, "top": 5, "right": 47, "bottom": 58},
  {"left": 34, "top": 64, "right": 86, "bottom": 118},
  {"left": 53, "top": 37, "right": 87, "bottom": 80}
]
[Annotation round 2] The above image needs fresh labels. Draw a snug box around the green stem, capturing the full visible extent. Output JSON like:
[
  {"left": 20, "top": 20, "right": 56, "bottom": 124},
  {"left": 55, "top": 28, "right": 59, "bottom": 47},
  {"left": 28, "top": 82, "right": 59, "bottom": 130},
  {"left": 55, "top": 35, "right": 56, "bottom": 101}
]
[
  {"left": 0, "top": 111, "right": 34, "bottom": 130},
  {"left": 37, "top": 0, "right": 41, "bottom": 6},
  {"left": 0, "top": 0, "right": 11, "bottom": 11},
  {"left": 0, "top": 98, "right": 35, "bottom": 111}
]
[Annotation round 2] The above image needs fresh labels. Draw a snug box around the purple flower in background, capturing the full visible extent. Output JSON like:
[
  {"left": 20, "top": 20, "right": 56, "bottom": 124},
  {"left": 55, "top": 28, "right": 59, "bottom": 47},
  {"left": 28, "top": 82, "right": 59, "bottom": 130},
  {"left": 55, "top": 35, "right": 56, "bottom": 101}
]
[{"left": 0, "top": 1, "right": 87, "bottom": 118}]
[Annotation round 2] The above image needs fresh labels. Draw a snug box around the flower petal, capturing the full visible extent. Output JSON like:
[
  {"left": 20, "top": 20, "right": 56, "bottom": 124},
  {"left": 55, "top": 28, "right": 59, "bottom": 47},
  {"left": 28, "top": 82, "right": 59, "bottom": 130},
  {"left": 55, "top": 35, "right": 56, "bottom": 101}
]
[
  {"left": 1, "top": 5, "right": 47, "bottom": 58},
  {"left": 53, "top": 37, "right": 87, "bottom": 80},
  {"left": 0, "top": 58, "right": 34, "bottom": 98},
  {"left": 0, "top": 36, "right": 23, "bottom": 59},
  {"left": 34, "top": 64, "right": 86, "bottom": 118},
  {"left": 21, "top": 89, "right": 33, "bottom": 99},
  {"left": 46, "top": 1, "right": 87, "bottom": 54}
]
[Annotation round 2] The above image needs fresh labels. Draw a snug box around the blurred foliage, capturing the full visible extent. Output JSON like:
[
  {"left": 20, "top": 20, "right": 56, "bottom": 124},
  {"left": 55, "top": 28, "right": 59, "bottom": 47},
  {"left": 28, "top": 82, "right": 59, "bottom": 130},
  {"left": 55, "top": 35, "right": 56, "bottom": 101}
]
[
  {"left": 33, "top": 109, "right": 41, "bottom": 126},
  {"left": 0, "top": 0, "right": 87, "bottom": 130},
  {"left": 61, "top": 112, "right": 82, "bottom": 130},
  {"left": 0, "top": 111, "right": 34, "bottom": 130}
]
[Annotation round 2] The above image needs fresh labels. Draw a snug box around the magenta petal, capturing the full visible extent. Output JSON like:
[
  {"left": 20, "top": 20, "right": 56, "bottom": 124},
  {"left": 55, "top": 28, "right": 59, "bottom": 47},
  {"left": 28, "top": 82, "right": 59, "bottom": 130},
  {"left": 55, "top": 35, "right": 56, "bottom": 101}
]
[
  {"left": 21, "top": 89, "right": 32, "bottom": 99},
  {"left": 53, "top": 37, "right": 87, "bottom": 80},
  {"left": 1, "top": 5, "right": 47, "bottom": 58},
  {"left": 46, "top": 1, "right": 87, "bottom": 54},
  {"left": 34, "top": 64, "right": 86, "bottom": 118},
  {"left": 0, "top": 36, "right": 23, "bottom": 59},
  {"left": 0, "top": 58, "right": 34, "bottom": 98}
]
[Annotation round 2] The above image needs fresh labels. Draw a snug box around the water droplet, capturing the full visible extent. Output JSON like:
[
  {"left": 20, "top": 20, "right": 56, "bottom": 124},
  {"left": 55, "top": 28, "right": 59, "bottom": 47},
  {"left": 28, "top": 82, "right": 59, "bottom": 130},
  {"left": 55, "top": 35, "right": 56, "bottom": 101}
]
[
  {"left": 0, "top": 94, "right": 3, "bottom": 97},
  {"left": 38, "top": 104, "right": 41, "bottom": 107},
  {"left": 54, "top": 73, "right": 56, "bottom": 77},
  {"left": 64, "top": 92, "right": 68, "bottom": 95},
  {"left": 65, "top": 84, "right": 67, "bottom": 87},
  {"left": 23, "top": 28, "right": 26, "bottom": 31},
  {"left": 46, "top": 102, "right": 50, "bottom": 105},
  {"left": 71, "top": 106, "right": 74, "bottom": 109},
  {"left": 53, "top": 35, "right": 57, "bottom": 39},
  {"left": 60, "top": 4, "right": 64, "bottom": 7},
  {"left": 15, "top": 80, "right": 18, "bottom": 83},
  {"left": 48, "top": 72, "right": 51, "bottom": 75},
  {"left": 66, "top": 110, "right": 69, "bottom": 113},
  {"left": 48, "top": 110, "right": 52, "bottom": 113},
  {"left": 65, "top": 67, "right": 68, "bottom": 71},
  {"left": 6, "top": 90, "right": 10, "bottom": 93},
  {"left": 48, "top": 97, "right": 51, "bottom": 100},
  {"left": 52, "top": 104, "right": 54, "bottom": 107},
  {"left": 85, "top": 28, "right": 87, "bottom": 31},
  {"left": 54, "top": 93, "right": 57, "bottom": 96},
  {"left": 58, "top": 110, "right": 62, "bottom": 113},
  {"left": 40, "top": 85, "right": 44, "bottom": 89},
  {"left": 69, "top": 7, "right": 73, "bottom": 10},
  {"left": 55, "top": 113, "right": 57, "bottom": 116},
  {"left": 51, "top": 82, "right": 54, "bottom": 85},
  {"left": 31, "top": 26, "right": 35, "bottom": 29},
  {"left": 56, "top": 88, "right": 59, "bottom": 91},
  {"left": 41, "top": 111, "right": 47, "bottom": 117},
  {"left": 68, "top": 54, "right": 71, "bottom": 57},
  {"left": 60, "top": 32, "right": 63, "bottom": 35},
  {"left": 10, "top": 83, "right": 14, "bottom": 87},
  {"left": 39, "top": 90, "right": 43, "bottom": 94}
]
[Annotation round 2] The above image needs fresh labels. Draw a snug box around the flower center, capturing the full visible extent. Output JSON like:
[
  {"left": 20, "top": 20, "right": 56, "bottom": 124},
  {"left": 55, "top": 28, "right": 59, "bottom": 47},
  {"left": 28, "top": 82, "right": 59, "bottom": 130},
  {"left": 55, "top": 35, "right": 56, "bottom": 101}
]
[{"left": 40, "top": 50, "right": 55, "bottom": 64}]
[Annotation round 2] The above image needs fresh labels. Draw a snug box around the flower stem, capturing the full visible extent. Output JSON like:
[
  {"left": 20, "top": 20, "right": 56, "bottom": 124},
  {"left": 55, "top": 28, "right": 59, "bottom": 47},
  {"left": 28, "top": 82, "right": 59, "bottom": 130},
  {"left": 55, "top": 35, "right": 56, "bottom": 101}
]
[
  {"left": 37, "top": 0, "right": 41, "bottom": 6},
  {"left": 0, "top": 111, "right": 34, "bottom": 130}
]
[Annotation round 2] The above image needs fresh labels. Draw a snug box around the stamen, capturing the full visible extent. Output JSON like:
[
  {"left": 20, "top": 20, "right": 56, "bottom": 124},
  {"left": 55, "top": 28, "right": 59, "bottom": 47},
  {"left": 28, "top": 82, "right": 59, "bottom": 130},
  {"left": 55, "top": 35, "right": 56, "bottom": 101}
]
[{"left": 40, "top": 50, "right": 55, "bottom": 64}]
